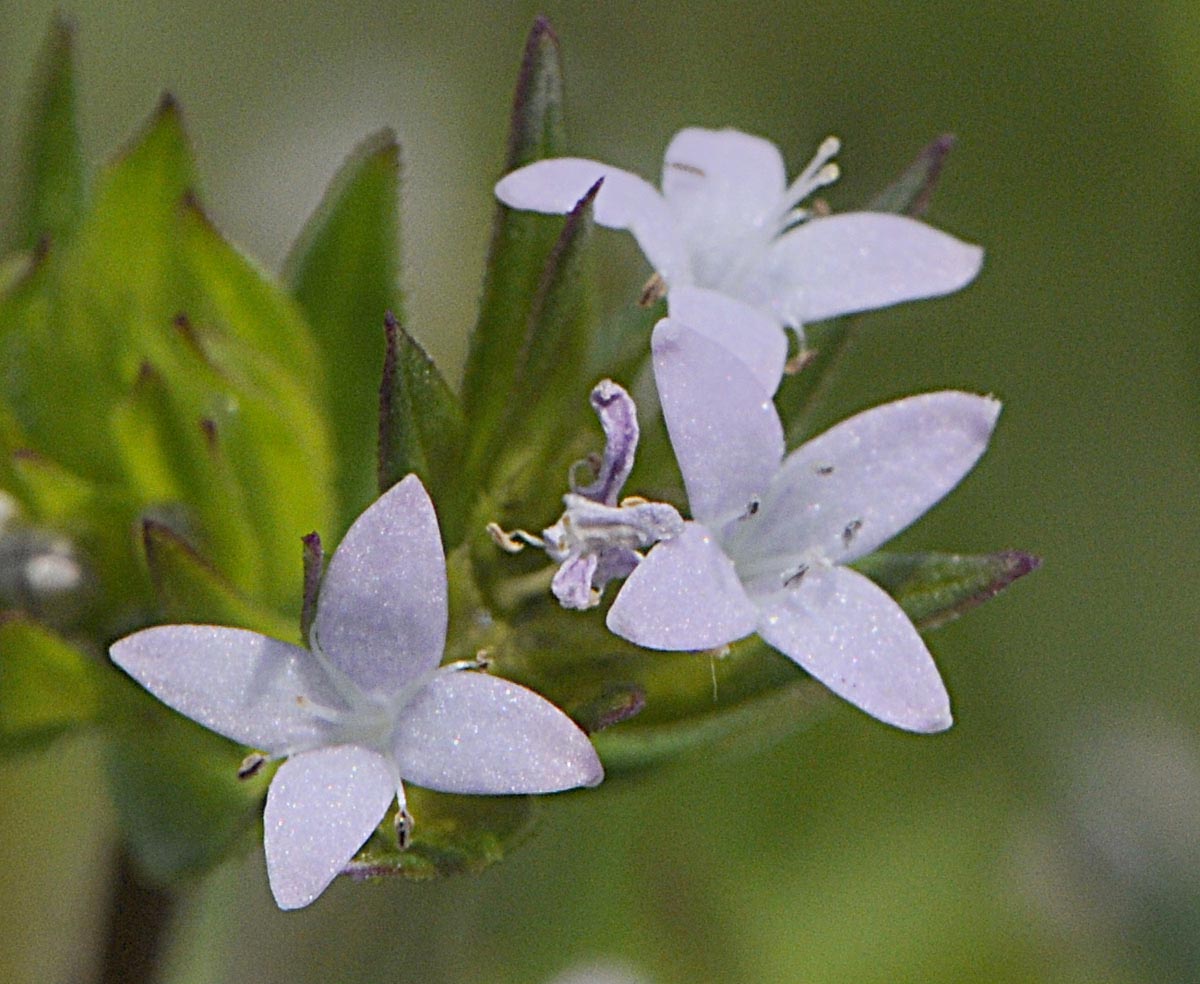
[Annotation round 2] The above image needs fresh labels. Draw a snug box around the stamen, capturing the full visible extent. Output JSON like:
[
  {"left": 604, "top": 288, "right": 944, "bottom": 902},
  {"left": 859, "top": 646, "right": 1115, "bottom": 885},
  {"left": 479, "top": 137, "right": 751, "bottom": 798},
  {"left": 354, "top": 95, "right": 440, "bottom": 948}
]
[
  {"left": 487, "top": 522, "right": 543, "bottom": 553},
  {"left": 237, "top": 752, "right": 268, "bottom": 780},
  {"left": 781, "top": 135, "right": 842, "bottom": 217},
  {"left": 784, "top": 563, "right": 809, "bottom": 588},
  {"left": 395, "top": 806, "right": 413, "bottom": 850},
  {"left": 639, "top": 272, "right": 667, "bottom": 307},
  {"left": 842, "top": 519, "right": 863, "bottom": 547}
]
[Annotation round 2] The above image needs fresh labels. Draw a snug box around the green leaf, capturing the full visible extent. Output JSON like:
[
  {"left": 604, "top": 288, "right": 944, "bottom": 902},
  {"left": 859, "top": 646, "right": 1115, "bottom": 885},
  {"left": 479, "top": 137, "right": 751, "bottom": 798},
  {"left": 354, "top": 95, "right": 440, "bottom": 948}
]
[
  {"left": 853, "top": 549, "right": 1042, "bottom": 631},
  {"left": 140, "top": 520, "right": 297, "bottom": 642},
  {"left": 461, "top": 18, "right": 567, "bottom": 487},
  {"left": 378, "top": 312, "right": 466, "bottom": 541},
  {"left": 15, "top": 15, "right": 85, "bottom": 250},
  {"left": 485, "top": 184, "right": 598, "bottom": 515},
  {"left": 103, "top": 675, "right": 268, "bottom": 885},
  {"left": 284, "top": 130, "right": 401, "bottom": 534},
  {"left": 344, "top": 787, "right": 537, "bottom": 881},
  {"left": 867, "top": 134, "right": 956, "bottom": 218},
  {"left": 0, "top": 614, "right": 99, "bottom": 754}
]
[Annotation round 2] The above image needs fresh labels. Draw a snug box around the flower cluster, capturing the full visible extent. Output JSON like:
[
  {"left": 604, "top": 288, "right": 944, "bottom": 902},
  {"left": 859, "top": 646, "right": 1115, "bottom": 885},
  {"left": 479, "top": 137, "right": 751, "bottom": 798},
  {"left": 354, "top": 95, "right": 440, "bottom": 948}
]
[{"left": 107, "top": 92, "right": 1010, "bottom": 907}]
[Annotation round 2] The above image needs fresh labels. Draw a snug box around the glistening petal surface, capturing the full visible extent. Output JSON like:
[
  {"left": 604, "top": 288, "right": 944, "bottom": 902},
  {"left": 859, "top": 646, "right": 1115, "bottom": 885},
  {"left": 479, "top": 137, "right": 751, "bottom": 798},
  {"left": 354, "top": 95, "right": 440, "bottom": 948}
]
[
  {"left": 756, "top": 565, "right": 952, "bottom": 733},
  {"left": 313, "top": 474, "right": 447, "bottom": 695},
  {"left": 392, "top": 670, "right": 603, "bottom": 794},
  {"left": 109, "top": 625, "right": 345, "bottom": 755},
  {"left": 652, "top": 318, "right": 783, "bottom": 526},
  {"left": 742, "top": 392, "right": 1000, "bottom": 567},
  {"left": 495, "top": 159, "right": 688, "bottom": 284},
  {"left": 607, "top": 522, "right": 757, "bottom": 651},
  {"left": 762, "top": 212, "right": 984, "bottom": 324},
  {"left": 668, "top": 286, "right": 788, "bottom": 395},
  {"left": 263, "top": 745, "right": 395, "bottom": 909}
]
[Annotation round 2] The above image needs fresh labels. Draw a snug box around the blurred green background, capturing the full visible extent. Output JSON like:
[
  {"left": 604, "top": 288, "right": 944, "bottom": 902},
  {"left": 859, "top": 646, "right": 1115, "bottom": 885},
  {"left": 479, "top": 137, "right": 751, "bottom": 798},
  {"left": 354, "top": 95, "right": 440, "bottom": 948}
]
[{"left": 1, "top": 1, "right": 1198, "bottom": 982}]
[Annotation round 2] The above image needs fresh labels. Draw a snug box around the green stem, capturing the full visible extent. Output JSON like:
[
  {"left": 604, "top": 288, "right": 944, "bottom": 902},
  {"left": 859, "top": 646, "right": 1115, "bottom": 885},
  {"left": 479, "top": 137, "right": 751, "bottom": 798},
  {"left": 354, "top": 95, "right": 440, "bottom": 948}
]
[{"left": 98, "top": 845, "right": 176, "bottom": 984}]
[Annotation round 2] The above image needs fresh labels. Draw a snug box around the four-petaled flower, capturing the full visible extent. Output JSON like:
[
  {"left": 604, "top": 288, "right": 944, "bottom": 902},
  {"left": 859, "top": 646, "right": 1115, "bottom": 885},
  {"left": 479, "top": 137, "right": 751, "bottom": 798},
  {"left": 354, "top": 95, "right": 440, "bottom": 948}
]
[
  {"left": 110, "top": 475, "right": 603, "bottom": 909},
  {"left": 489, "top": 380, "right": 684, "bottom": 610},
  {"left": 495, "top": 127, "right": 984, "bottom": 379},
  {"left": 606, "top": 319, "right": 1000, "bottom": 732}
]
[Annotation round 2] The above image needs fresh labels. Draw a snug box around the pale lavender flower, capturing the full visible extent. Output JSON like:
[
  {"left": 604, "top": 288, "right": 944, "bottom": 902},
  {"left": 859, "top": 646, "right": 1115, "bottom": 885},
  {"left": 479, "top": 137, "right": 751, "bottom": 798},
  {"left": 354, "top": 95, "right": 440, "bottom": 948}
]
[
  {"left": 495, "top": 127, "right": 983, "bottom": 375},
  {"left": 606, "top": 320, "right": 1000, "bottom": 732},
  {"left": 110, "top": 475, "right": 603, "bottom": 909},
  {"left": 490, "top": 380, "right": 683, "bottom": 610}
]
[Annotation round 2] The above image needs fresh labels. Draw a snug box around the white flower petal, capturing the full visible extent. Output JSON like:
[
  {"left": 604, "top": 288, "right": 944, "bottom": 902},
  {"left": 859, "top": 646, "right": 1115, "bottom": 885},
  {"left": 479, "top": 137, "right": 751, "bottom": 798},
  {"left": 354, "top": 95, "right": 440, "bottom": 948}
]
[
  {"left": 668, "top": 286, "right": 788, "bottom": 395},
  {"left": 495, "top": 159, "right": 689, "bottom": 284},
  {"left": 651, "top": 318, "right": 783, "bottom": 525},
  {"left": 313, "top": 474, "right": 447, "bottom": 696},
  {"left": 761, "top": 212, "right": 984, "bottom": 325},
  {"left": 755, "top": 565, "right": 951, "bottom": 733},
  {"left": 744, "top": 392, "right": 1000, "bottom": 567},
  {"left": 109, "top": 625, "right": 345, "bottom": 756},
  {"left": 661, "top": 127, "right": 787, "bottom": 228},
  {"left": 607, "top": 522, "right": 757, "bottom": 651},
  {"left": 392, "top": 670, "right": 603, "bottom": 794},
  {"left": 263, "top": 745, "right": 396, "bottom": 910}
]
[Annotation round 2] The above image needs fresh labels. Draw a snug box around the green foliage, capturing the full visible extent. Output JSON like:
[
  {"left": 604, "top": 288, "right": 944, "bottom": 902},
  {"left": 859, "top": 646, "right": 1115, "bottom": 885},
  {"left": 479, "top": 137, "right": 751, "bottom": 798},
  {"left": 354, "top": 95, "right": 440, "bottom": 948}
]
[
  {"left": 346, "top": 788, "right": 537, "bottom": 880},
  {"left": 15, "top": 15, "right": 85, "bottom": 251},
  {"left": 0, "top": 15, "right": 1037, "bottom": 893},
  {"left": 284, "top": 130, "right": 402, "bottom": 537},
  {"left": 0, "top": 615, "right": 99, "bottom": 753},
  {"left": 854, "top": 549, "right": 1042, "bottom": 631},
  {"left": 461, "top": 17, "right": 569, "bottom": 493},
  {"left": 103, "top": 676, "right": 268, "bottom": 884},
  {"left": 484, "top": 183, "right": 597, "bottom": 517},
  {"left": 377, "top": 312, "right": 466, "bottom": 540}
]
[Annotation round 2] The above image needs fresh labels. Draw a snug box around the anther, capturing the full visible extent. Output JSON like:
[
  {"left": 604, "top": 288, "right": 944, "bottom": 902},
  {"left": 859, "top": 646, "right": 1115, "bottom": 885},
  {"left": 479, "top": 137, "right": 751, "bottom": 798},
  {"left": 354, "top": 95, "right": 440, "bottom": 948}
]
[
  {"left": 237, "top": 752, "right": 267, "bottom": 780},
  {"left": 842, "top": 519, "right": 863, "bottom": 547}
]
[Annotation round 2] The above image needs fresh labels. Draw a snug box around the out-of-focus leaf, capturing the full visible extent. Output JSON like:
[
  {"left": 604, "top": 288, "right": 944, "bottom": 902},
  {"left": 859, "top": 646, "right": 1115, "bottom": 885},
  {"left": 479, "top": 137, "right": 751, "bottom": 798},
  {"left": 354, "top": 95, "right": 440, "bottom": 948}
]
[
  {"left": 180, "top": 200, "right": 320, "bottom": 394},
  {"left": 853, "top": 549, "right": 1042, "bottom": 631},
  {"left": 140, "top": 520, "right": 296, "bottom": 642},
  {"left": 485, "top": 184, "right": 598, "bottom": 514},
  {"left": 461, "top": 17, "right": 567, "bottom": 487},
  {"left": 15, "top": 15, "right": 85, "bottom": 251},
  {"left": 344, "top": 787, "right": 537, "bottom": 881},
  {"left": 0, "top": 614, "right": 99, "bottom": 754},
  {"left": 868, "top": 134, "right": 957, "bottom": 218},
  {"left": 777, "top": 135, "right": 959, "bottom": 445},
  {"left": 104, "top": 676, "right": 268, "bottom": 885},
  {"left": 284, "top": 130, "right": 401, "bottom": 534},
  {"left": 0, "top": 97, "right": 196, "bottom": 482},
  {"left": 378, "top": 313, "right": 466, "bottom": 541}
]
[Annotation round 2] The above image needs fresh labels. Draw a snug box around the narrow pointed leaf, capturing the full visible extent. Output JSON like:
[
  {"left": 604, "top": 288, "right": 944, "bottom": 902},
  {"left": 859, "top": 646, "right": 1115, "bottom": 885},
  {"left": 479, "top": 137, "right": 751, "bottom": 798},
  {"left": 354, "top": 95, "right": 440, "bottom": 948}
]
[
  {"left": 284, "top": 130, "right": 401, "bottom": 531},
  {"left": 462, "top": 18, "right": 567, "bottom": 480},
  {"left": 180, "top": 200, "right": 320, "bottom": 385},
  {"left": 853, "top": 549, "right": 1042, "bottom": 630},
  {"left": 344, "top": 786, "right": 537, "bottom": 881},
  {"left": 0, "top": 615, "right": 99, "bottom": 754},
  {"left": 141, "top": 520, "right": 297, "bottom": 642},
  {"left": 486, "top": 184, "right": 597, "bottom": 511},
  {"left": 378, "top": 312, "right": 465, "bottom": 540},
  {"left": 868, "top": 134, "right": 956, "bottom": 218},
  {"left": 15, "top": 16, "right": 85, "bottom": 250}
]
